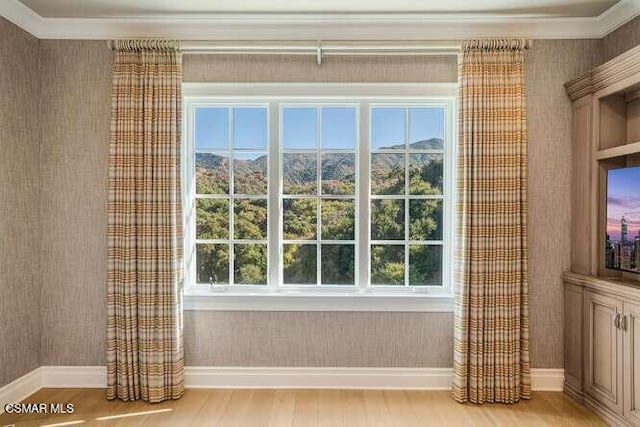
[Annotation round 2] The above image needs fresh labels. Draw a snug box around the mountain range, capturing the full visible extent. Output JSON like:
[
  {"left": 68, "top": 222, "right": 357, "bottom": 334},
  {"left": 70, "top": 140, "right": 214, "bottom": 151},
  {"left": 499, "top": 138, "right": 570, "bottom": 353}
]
[{"left": 196, "top": 138, "right": 444, "bottom": 180}]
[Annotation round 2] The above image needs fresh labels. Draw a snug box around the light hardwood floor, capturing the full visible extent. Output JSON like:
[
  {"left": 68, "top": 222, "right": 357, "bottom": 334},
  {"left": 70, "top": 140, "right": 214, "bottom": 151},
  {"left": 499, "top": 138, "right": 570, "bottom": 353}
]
[{"left": 0, "top": 388, "right": 604, "bottom": 426}]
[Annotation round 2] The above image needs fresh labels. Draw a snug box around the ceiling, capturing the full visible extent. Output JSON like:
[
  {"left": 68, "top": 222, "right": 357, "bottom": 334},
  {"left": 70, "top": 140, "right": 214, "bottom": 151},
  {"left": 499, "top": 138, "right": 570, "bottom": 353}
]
[
  {"left": 18, "top": 0, "right": 620, "bottom": 18},
  {"left": 2, "top": 0, "right": 639, "bottom": 40}
]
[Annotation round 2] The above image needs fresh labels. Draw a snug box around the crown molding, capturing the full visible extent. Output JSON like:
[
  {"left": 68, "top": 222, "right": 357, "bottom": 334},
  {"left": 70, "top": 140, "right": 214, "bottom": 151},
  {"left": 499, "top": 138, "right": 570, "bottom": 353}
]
[
  {"left": 597, "top": 0, "right": 640, "bottom": 35},
  {"left": 0, "top": 0, "right": 43, "bottom": 37},
  {"left": 1, "top": 0, "right": 640, "bottom": 40},
  {"left": 565, "top": 42, "right": 640, "bottom": 100}
]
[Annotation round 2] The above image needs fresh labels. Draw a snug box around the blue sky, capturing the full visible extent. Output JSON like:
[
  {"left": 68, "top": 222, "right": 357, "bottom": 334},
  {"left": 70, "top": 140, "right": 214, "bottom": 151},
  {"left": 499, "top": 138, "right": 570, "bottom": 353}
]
[
  {"left": 372, "top": 107, "right": 444, "bottom": 149},
  {"left": 196, "top": 106, "right": 444, "bottom": 151},
  {"left": 282, "top": 107, "right": 356, "bottom": 149},
  {"left": 607, "top": 166, "right": 640, "bottom": 241},
  {"left": 195, "top": 107, "right": 229, "bottom": 149},
  {"left": 195, "top": 107, "right": 268, "bottom": 150}
]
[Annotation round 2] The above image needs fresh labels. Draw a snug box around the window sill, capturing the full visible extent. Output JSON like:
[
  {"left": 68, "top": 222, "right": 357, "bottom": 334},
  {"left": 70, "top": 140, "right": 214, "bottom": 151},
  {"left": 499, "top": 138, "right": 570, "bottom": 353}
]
[{"left": 183, "top": 290, "right": 454, "bottom": 312}]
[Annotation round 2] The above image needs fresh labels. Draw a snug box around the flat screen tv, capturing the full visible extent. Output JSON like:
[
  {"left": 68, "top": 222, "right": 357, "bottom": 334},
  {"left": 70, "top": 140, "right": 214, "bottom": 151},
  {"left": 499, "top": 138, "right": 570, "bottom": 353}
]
[{"left": 605, "top": 165, "right": 640, "bottom": 274}]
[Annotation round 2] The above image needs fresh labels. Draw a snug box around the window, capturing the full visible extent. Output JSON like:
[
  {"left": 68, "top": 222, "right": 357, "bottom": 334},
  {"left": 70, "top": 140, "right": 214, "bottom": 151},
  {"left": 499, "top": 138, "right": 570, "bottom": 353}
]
[
  {"left": 281, "top": 106, "right": 358, "bottom": 285},
  {"left": 183, "top": 84, "right": 455, "bottom": 311},
  {"left": 370, "top": 107, "right": 444, "bottom": 286},
  {"left": 192, "top": 106, "right": 269, "bottom": 285}
]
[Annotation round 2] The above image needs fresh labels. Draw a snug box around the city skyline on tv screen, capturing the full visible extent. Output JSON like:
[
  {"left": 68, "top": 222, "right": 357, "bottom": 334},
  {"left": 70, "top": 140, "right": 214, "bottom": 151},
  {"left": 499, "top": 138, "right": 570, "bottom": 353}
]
[{"left": 605, "top": 166, "right": 640, "bottom": 274}]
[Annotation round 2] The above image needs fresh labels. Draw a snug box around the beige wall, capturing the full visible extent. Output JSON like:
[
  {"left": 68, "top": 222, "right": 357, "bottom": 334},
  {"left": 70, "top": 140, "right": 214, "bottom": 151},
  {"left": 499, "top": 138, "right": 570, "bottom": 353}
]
[
  {"left": 183, "top": 54, "right": 457, "bottom": 82},
  {"left": 39, "top": 40, "right": 113, "bottom": 366},
  {"left": 0, "top": 17, "right": 616, "bottom": 383},
  {"left": 0, "top": 18, "right": 41, "bottom": 386},
  {"left": 603, "top": 16, "right": 640, "bottom": 63},
  {"left": 38, "top": 45, "right": 457, "bottom": 367},
  {"left": 34, "top": 40, "right": 601, "bottom": 370},
  {"left": 525, "top": 40, "right": 602, "bottom": 367}
]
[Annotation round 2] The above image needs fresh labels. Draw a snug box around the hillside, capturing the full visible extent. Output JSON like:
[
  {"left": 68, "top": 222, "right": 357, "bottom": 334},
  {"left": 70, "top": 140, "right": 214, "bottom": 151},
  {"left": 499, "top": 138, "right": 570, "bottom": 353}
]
[
  {"left": 196, "top": 137, "right": 444, "bottom": 194},
  {"left": 195, "top": 137, "right": 444, "bottom": 286}
]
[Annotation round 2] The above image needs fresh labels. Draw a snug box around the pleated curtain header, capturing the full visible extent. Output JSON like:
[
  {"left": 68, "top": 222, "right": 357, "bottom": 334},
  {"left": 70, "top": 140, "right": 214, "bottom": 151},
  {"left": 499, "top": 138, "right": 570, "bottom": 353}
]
[
  {"left": 108, "top": 39, "right": 181, "bottom": 52},
  {"left": 461, "top": 39, "right": 531, "bottom": 52},
  {"left": 106, "top": 38, "right": 529, "bottom": 55}
]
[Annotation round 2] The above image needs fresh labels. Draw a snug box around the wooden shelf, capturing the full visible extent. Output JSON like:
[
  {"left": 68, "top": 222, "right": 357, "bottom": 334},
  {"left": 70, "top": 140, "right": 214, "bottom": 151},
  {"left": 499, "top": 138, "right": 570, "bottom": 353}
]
[{"left": 595, "top": 140, "right": 640, "bottom": 160}]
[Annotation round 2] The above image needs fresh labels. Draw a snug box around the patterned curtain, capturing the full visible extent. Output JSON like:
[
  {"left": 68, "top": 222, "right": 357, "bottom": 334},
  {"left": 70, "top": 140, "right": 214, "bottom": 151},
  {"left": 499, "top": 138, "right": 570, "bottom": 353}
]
[
  {"left": 452, "top": 39, "right": 531, "bottom": 404},
  {"left": 106, "top": 40, "right": 184, "bottom": 403}
]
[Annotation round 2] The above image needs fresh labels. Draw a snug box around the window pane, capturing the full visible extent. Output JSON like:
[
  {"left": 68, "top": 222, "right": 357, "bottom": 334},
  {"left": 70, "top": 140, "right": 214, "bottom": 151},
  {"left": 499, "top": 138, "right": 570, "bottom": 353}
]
[
  {"left": 283, "top": 198, "right": 317, "bottom": 240},
  {"left": 321, "top": 107, "right": 356, "bottom": 149},
  {"left": 234, "top": 152, "right": 268, "bottom": 194},
  {"left": 283, "top": 153, "right": 317, "bottom": 195},
  {"left": 409, "top": 108, "right": 444, "bottom": 148},
  {"left": 371, "top": 107, "right": 405, "bottom": 149},
  {"left": 371, "top": 199, "right": 405, "bottom": 240},
  {"left": 321, "top": 244, "right": 355, "bottom": 285},
  {"left": 409, "top": 245, "right": 442, "bottom": 286},
  {"left": 234, "top": 244, "right": 267, "bottom": 284},
  {"left": 409, "top": 199, "right": 443, "bottom": 241},
  {"left": 195, "top": 107, "right": 229, "bottom": 150},
  {"left": 196, "top": 152, "right": 229, "bottom": 194},
  {"left": 321, "top": 199, "right": 355, "bottom": 240},
  {"left": 322, "top": 153, "right": 355, "bottom": 195},
  {"left": 196, "top": 199, "right": 229, "bottom": 240},
  {"left": 283, "top": 107, "right": 317, "bottom": 149},
  {"left": 234, "top": 199, "right": 267, "bottom": 240},
  {"left": 409, "top": 154, "right": 443, "bottom": 195},
  {"left": 233, "top": 107, "right": 267, "bottom": 149},
  {"left": 197, "top": 243, "right": 229, "bottom": 284},
  {"left": 283, "top": 244, "right": 317, "bottom": 284},
  {"left": 371, "top": 245, "right": 404, "bottom": 285},
  {"left": 371, "top": 153, "right": 404, "bottom": 195}
]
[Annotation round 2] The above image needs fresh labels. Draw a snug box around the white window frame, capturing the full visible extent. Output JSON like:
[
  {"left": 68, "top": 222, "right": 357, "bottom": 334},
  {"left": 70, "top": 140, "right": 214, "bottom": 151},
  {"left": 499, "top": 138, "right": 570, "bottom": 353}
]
[
  {"left": 279, "top": 103, "right": 360, "bottom": 287},
  {"left": 183, "top": 83, "right": 457, "bottom": 312}
]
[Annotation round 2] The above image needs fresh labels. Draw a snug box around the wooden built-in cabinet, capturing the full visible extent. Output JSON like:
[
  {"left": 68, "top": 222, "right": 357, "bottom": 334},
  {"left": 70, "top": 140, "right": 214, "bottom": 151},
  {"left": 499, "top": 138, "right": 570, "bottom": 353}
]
[
  {"left": 624, "top": 301, "right": 640, "bottom": 424},
  {"left": 583, "top": 289, "right": 623, "bottom": 416},
  {"left": 564, "top": 273, "right": 640, "bottom": 426},
  {"left": 564, "top": 44, "right": 640, "bottom": 426}
]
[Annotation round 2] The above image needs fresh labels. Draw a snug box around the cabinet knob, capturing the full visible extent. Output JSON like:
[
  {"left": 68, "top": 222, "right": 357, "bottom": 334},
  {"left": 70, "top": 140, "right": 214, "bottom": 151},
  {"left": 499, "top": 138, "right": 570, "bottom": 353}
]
[
  {"left": 622, "top": 315, "right": 628, "bottom": 332},
  {"left": 615, "top": 313, "right": 621, "bottom": 329}
]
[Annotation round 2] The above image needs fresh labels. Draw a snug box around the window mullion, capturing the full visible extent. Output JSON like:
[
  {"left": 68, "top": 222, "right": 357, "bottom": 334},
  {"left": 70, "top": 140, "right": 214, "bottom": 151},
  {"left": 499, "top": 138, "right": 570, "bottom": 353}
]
[
  {"left": 228, "top": 108, "right": 235, "bottom": 286},
  {"left": 404, "top": 107, "right": 410, "bottom": 288},
  {"left": 184, "top": 99, "right": 197, "bottom": 292},
  {"left": 359, "top": 102, "right": 370, "bottom": 291},
  {"left": 268, "top": 101, "right": 281, "bottom": 290},
  {"left": 444, "top": 100, "right": 455, "bottom": 296},
  {"left": 317, "top": 107, "right": 322, "bottom": 286}
]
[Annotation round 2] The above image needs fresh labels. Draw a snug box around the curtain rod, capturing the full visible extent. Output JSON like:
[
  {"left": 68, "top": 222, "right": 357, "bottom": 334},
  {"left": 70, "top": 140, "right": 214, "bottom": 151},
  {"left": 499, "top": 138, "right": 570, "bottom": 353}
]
[
  {"left": 106, "top": 40, "right": 461, "bottom": 64},
  {"left": 180, "top": 41, "right": 461, "bottom": 64}
]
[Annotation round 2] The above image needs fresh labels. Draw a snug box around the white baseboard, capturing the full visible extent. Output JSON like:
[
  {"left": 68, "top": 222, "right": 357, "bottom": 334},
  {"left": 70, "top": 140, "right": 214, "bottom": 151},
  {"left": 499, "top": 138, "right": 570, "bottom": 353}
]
[
  {"left": 40, "top": 366, "right": 107, "bottom": 389},
  {"left": 530, "top": 369, "right": 565, "bottom": 392},
  {"left": 1, "top": 366, "right": 564, "bottom": 413},
  {"left": 0, "top": 368, "right": 42, "bottom": 413},
  {"left": 184, "top": 367, "right": 456, "bottom": 390}
]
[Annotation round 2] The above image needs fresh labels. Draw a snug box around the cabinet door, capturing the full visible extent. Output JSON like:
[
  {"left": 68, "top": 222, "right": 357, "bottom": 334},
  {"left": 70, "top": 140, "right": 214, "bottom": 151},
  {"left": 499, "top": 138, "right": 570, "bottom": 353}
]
[
  {"left": 565, "top": 282, "right": 583, "bottom": 394},
  {"left": 584, "top": 290, "right": 623, "bottom": 415},
  {"left": 623, "top": 301, "right": 640, "bottom": 424}
]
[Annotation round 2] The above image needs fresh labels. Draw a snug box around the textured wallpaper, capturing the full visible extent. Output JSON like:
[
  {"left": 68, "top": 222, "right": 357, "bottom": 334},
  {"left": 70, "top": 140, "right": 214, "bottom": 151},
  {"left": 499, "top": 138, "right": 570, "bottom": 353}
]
[
  {"left": 525, "top": 40, "right": 602, "bottom": 367},
  {"left": 603, "top": 15, "right": 640, "bottom": 63},
  {"left": 39, "top": 46, "right": 458, "bottom": 368},
  {"left": 1, "top": 18, "right": 618, "bottom": 383},
  {"left": 38, "top": 40, "right": 113, "bottom": 367},
  {"left": 0, "top": 18, "right": 41, "bottom": 387},
  {"left": 183, "top": 53, "right": 457, "bottom": 82},
  {"left": 36, "top": 41, "right": 600, "bottom": 370}
]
